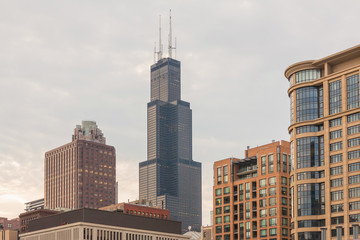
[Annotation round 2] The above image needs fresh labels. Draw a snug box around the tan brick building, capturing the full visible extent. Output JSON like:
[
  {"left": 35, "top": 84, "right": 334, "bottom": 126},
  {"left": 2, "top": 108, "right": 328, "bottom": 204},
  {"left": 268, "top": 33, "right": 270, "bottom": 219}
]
[
  {"left": 285, "top": 44, "right": 360, "bottom": 239},
  {"left": 44, "top": 121, "right": 116, "bottom": 210},
  {"left": 213, "top": 141, "right": 291, "bottom": 240}
]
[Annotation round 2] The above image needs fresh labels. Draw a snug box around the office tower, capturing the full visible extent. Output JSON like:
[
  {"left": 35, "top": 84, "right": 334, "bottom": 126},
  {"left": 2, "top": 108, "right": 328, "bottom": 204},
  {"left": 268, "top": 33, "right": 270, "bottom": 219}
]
[
  {"left": 213, "top": 141, "right": 291, "bottom": 240},
  {"left": 139, "top": 53, "right": 202, "bottom": 232},
  {"left": 24, "top": 198, "right": 44, "bottom": 212},
  {"left": 44, "top": 121, "right": 116, "bottom": 210},
  {"left": 285, "top": 45, "right": 360, "bottom": 239}
]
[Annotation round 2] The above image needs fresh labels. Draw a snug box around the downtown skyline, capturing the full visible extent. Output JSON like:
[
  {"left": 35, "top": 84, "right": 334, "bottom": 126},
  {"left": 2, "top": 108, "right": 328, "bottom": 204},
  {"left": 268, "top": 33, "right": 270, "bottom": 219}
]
[{"left": 1, "top": 0, "right": 360, "bottom": 226}]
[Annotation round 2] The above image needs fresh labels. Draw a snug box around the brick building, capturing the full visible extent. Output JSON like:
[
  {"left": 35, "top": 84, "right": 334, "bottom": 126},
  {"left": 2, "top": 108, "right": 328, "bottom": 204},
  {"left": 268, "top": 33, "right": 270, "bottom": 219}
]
[
  {"left": 213, "top": 141, "right": 291, "bottom": 240},
  {"left": 44, "top": 121, "right": 116, "bottom": 210},
  {"left": 0, "top": 218, "right": 20, "bottom": 231},
  {"left": 19, "top": 209, "right": 58, "bottom": 233}
]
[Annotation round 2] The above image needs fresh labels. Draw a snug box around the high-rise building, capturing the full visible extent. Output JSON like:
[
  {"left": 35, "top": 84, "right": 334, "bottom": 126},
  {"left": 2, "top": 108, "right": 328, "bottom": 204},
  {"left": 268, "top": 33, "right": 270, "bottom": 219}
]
[
  {"left": 24, "top": 198, "right": 44, "bottom": 212},
  {"left": 213, "top": 141, "right": 291, "bottom": 240},
  {"left": 285, "top": 45, "right": 360, "bottom": 239},
  {"left": 139, "top": 56, "right": 202, "bottom": 232},
  {"left": 44, "top": 121, "right": 116, "bottom": 210}
]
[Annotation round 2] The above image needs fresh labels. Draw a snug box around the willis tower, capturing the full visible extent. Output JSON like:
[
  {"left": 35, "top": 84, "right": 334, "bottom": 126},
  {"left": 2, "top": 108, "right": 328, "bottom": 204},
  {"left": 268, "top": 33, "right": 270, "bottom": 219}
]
[{"left": 139, "top": 13, "right": 202, "bottom": 233}]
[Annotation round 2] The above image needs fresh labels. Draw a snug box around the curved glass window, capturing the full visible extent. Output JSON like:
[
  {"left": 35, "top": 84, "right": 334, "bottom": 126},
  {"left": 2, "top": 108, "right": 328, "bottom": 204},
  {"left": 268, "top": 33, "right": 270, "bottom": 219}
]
[
  {"left": 296, "top": 136, "right": 324, "bottom": 169},
  {"left": 297, "top": 183, "right": 325, "bottom": 216},
  {"left": 329, "top": 80, "right": 342, "bottom": 115},
  {"left": 290, "top": 92, "right": 294, "bottom": 124},
  {"left": 296, "top": 87, "right": 323, "bottom": 122},
  {"left": 295, "top": 69, "right": 321, "bottom": 84},
  {"left": 296, "top": 125, "right": 323, "bottom": 134}
]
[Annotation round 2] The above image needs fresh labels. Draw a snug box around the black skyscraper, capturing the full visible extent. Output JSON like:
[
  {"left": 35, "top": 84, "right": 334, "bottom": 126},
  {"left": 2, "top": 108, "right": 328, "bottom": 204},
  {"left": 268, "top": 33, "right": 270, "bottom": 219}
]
[{"left": 139, "top": 57, "right": 202, "bottom": 233}]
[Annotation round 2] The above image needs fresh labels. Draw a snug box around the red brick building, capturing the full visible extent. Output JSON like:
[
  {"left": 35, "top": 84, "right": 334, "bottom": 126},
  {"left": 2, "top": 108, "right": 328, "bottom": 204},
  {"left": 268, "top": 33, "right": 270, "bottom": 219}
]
[
  {"left": 0, "top": 217, "right": 20, "bottom": 231},
  {"left": 44, "top": 121, "right": 116, "bottom": 210},
  {"left": 100, "top": 201, "right": 170, "bottom": 220}
]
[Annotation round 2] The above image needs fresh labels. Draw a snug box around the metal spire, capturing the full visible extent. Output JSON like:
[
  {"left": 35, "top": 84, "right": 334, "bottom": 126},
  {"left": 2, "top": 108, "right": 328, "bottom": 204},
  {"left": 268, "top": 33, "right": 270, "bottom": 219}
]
[{"left": 168, "top": 9, "right": 176, "bottom": 59}]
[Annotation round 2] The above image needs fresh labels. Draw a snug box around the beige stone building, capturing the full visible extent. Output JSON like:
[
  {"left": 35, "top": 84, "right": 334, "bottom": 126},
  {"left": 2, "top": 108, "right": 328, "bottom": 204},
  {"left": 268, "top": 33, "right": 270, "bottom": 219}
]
[
  {"left": 285, "top": 44, "right": 360, "bottom": 239},
  {"left": 0, "top": 230, "right": 18, "bottom": 240}
]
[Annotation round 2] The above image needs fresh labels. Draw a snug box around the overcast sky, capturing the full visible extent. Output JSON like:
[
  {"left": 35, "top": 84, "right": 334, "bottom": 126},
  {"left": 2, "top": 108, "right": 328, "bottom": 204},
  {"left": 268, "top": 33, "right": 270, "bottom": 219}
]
[{"left": 1, "top": 0, "right": 360, "bottom": 226}]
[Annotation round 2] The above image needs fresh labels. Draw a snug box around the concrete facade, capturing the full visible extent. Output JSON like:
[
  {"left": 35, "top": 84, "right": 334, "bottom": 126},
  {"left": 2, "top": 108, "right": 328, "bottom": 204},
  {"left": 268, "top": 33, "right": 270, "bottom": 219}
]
[
  {"left": 213, "top": 141, "right": 291, "bottom": 240},
  {"left": 285, "top": 44, "right": 360, "bottom": 239}
]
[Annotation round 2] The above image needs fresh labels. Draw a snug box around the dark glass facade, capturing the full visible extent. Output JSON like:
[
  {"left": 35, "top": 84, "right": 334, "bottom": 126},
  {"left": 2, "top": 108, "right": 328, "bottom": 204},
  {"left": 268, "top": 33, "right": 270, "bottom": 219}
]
[
  {"left": 139, "top": 58, "right": 201, "bottom": 233},
  {"left": 296, "top": 87, "right": 323, "bottom": 122},
  {"left": 297, "top": 183, "right": 325, "bottom": 216}
]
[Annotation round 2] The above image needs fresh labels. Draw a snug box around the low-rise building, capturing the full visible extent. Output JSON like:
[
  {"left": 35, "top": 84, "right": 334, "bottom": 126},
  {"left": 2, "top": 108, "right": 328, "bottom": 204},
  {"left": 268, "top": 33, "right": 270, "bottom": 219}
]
[
  {"left": 19, "top": 209, "right": 58, "bottom": 233},
  {"left": 20, "top": 208, "right": 187, "bottom": 240},
  {"left": 201, "top": 226, "right": 213, "bottom": 240},
  {"left": 0, "top": 229, "right": 18, "bottom": 240},
  {"left": 0, "top": 218, "right": 20, "bottom": 231}
]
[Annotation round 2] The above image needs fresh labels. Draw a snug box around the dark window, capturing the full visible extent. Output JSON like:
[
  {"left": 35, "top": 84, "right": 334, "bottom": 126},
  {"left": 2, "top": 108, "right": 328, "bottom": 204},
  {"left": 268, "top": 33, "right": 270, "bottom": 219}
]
[
  {"left": 297, "top": 183, "right": 325, "bottom": 216},
  {"left": 296, "top": 136, "right": 324, "bottom": 169},
  {"left": 296, "top": 86, "right": 323, "bottom": 122},
  {"left": 329, "top": 80, "right": 342, "bottom": 114},
  {"left": 347, "top": 74, "right": 359, "bottom": 110}
]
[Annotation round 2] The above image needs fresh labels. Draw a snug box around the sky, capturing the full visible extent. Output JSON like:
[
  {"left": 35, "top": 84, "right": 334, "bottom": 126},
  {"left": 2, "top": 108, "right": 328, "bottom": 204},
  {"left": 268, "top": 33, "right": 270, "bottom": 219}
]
[{"left": 1, "top": 0, "right": 360, "bottom": 226}]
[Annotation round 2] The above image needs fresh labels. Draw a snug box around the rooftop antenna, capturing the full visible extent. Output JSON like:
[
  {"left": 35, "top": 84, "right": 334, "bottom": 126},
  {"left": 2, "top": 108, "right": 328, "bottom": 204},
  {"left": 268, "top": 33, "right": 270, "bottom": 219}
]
[
  {"left": 154, "top": 15, "right": 163, "bottom": 62},
  {"left": 168, "top": 9, "right": 176, "bottom": 59}
]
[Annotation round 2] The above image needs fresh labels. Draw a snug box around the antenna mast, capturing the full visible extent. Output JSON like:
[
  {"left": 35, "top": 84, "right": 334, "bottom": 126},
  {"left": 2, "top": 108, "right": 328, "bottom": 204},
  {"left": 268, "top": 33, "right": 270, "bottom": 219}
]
[
  {"left": 158, "top": 15, "right": 163, "bottom": 60},
  {"left": 168, "top": 9, "right": 176, "bottom": 59}
]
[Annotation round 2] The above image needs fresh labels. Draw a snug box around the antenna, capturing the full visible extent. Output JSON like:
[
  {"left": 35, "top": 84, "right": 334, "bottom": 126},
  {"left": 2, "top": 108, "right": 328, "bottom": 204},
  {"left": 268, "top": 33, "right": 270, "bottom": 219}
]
[
  {"left": 158, "top": 15, "right": 163, "bottom": 60},
  {"left": 168, "top": 9, "right": 176, "bottom": 59},
  {"left": 153, "top": 42, "right": 156, "bottom": 63}
]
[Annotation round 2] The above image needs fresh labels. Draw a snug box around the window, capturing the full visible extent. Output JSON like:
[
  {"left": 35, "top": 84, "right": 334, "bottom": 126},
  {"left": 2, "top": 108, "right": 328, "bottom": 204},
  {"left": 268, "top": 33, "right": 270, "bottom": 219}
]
[
  {"left": 283, "top": 154, "right": 287, "bottom": 173},
  {"left": 297, "top": 171, "right": 324, "bottom": 180},
  {"left": 297, "top": 136, "right": 324, "bottom": 168},
  {"left": 349, "top": 162, "right": 360, "bottom": 172},
  {"left": 296, "top": 86, "right": 323, "bottom": 122},
  {"left": 245, "top": 183, "right": 250, "bottom": 200},
  {"left": 269, "top": 177, "right": 276, "bottom": 186},
  {"left": 331, "top": 216, "right": 344, "bottom": 225},
  {"left": 349, "top": 174, "right": 360, "bottom": 184},
  {"left": 224, "top": 206, "right": 230, "bottom": 214},
  {"left": 297, "top": 183, "right": 325, "bottom": 216},
  {"left": 259, "top": 179, "right": 266, "bottom": 187},
  {"left": 260, "top": 209, "right": 267, "bottom": 217},
  {"left": 348, "top": 125, "right": 360, "bottom": 135},
  {"left": 331, "top": 204, "right": 344, "bottom": 213},
  {"left": 282, "top": 207, "right": 288, "bottom": 216},
  {"left": 282, "top": 197, "right": 287, "bottom": 205},
  {"left": 261, "top": 156, "right": 266, "bottom": 175},
  {"left": 298, "top": 220, "right": 325, "bottom": 228},
  {"left": 217, "top": 167, "right": 222, "bottom": 184},
  {"left": 239, "top": 184, "right": 244, "bottom": 201},
  {"left": 223, "top": 165, "right": 228, "bottom": 183},
  {"left": 269, "top": 187, "right": 276, "bottom": 196},
  {"left": 330, "top": 166, "right": 343, "bottom": 175},
  {"left": 260, "top": 219, "right": 267, "bottom": 227},
  {"left": 223, "top": 187, "right": 230, "bottom": 195},
  {"left": 268, "top": 154, "right": 274, "bottom": 173},
  {"left": 330, "top": 154, "right": 343, "bottom": 163},
  {"left": 224, "top": 196, "right": 230, "bottom": 204},
  {"left": 295, "top": 69, "right": 321, "bottom": 84},
  {"left": 215, "top": 217, "right": 222, "bottom": 224},
  {"left": 350, "top": 213, "right": 360, "bottom": 222},
  {"left": 281, "top": 187, "right": 287, "bottom": 195},
  {"left": 269, "top": 207, "right": 277, "bottom": 216},
  {"left": 347, "top": 74, "right": 359, "bottom": 110},
  {"left": 260, "top": 229, "right": 267, "bottom": 237},
  {"left": 349, "top": 150, "right": 360, "bottom": 160},
  {"left": 330, "top": 129, "right": 342, "bottom": 139},
  {"left": 224, "top": 215, "right": 230, "bottom": 223},
  {"left": 259, "top": 199, "right": 267, "bottom": 207},
  {"left": 269, "top": 197, "right": 276, "bottom": 206},
  {"left": 245, "top": 202, "right": 250, "bottom": 219},
  {"left": 329, "top": 80, "right": 342, "bottom": 114},
  {"left": 349, "top": 187, "right": 360, "bottom": 198},
  {"left": 215, "top": 188, "right": 222, "bottom": 196},
  {"left": 330, "top": 141, "right": 342, "bottom": 151},
  {"left": 269, "top": 228, "right": 277, "bottom": 236},
  {"left": 296, "top": 125, "right": 323, "bottom": 134},
  {"left": 224, "top": 225, "right": 230, "bottom": 233},
  {"left": 281, "top": 177, "right": 287, "bottom": 185},
  {"left": 349, "top": 201, "right": 360, "bottom": 210},
  {"left": 282, "top": 228, "right": 288, "bottom": 236},
  {"left": 331, "top": 190, "right": 343, "bottom": 201},
  {"left": 330, "top": 117, "right": 342, "bottom": 127},
  {"left": 216, "top": 226, "right": 222, "bottom": 233},
  {"left": 259, "top": 189, "right": 267, "bottom": 197},
  {"left": 349, "top": 137, "right": 360, "bottom": 147},
  {"left": 282, "top": 218, "right": 288, "bottom": 226},
  {"left": 348, "top": 112, "right": 360, "bottom": 123},
  {"left": 269, "top": 218, "right": 277, "bottom": 226},
  {"left": 215, "top": 207, "right": 222, "bottom": 215},
  {"left": 239, "top": 203, "right": 244, "bottom": 221},
  {"left": 215, "top": 198, "right": 222, "bottom": 206},
  {"left": 330, "top": 178, "right": 343, "bottom": 187}
]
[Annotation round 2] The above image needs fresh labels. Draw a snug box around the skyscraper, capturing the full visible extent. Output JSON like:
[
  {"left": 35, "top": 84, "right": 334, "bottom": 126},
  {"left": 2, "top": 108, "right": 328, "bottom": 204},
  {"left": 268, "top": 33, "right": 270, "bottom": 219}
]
[
  {"left": 285, "top": 45, "right": 360, "bottom": 239},
  {"left": 44, "top": 121, "right": 116, "bottom": 210},
  {"left": 139, "top": 42, "right": 202, "bottom": 232}
]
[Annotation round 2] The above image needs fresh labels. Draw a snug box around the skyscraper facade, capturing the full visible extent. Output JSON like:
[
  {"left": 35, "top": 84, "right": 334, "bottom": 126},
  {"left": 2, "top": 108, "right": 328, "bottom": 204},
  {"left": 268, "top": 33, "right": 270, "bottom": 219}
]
[
  {"left": 285, "top": 45, "right": 360, "bottom": 239},
  {"left": 44, "top": 121, "right": 116, "bottom": 210},
  {"left": 139, "top": 57, "right": 202, "bottom": 233}
]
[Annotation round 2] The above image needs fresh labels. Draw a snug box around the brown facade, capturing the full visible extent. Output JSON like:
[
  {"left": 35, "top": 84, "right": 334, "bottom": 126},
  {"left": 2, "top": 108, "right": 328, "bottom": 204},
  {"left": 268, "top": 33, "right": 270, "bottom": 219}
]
[
  {"left": 100, "top": 202, "right": 170, "bottom": 220},
  {"left": 0, "top": 218, "right": 20, "bottom": 231},
  {"left": 19, "top": 209, "right": 58, "bottom": 233},
  {"left": 0, "top": 230, "right": 18, "bottom": 240},
  {"left": 285, "top": 44, "right": 360, "bottom": 239},
  {"left": 44, "top": 121, "right": 116, "bottom": 210},
  {"left": 213, "top": 141, "right": 291, "bottom": 240}
]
